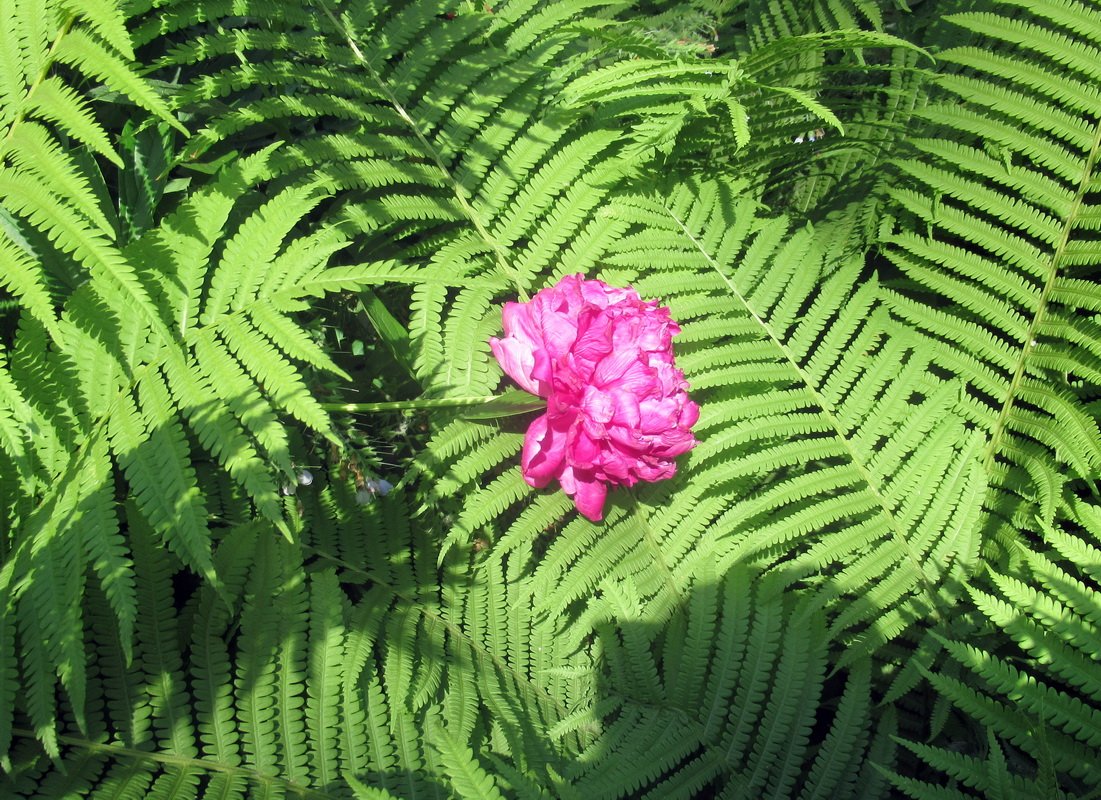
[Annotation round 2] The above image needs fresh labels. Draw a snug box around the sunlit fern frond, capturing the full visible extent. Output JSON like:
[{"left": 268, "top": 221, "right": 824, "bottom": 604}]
[
  {"left": 881, "top": 0, "right": 1101, "bottom": 532},
  {"left": 131, "top": 0, "right": 645, "bottom": 407},
  {"left": 0, "top": 0, "right": 184, "bottom": 341}
]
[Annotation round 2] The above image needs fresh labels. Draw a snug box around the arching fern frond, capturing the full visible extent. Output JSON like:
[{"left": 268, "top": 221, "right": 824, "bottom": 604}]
[
  {"left": 0, "top": 0, "right": 183, "bottom": 337},
  {"left": 1, "top": 132, "right": 440, "bottom": 758},
  {"left": 880, "top": 727, "right": 1057, "bottom": 800},
  {"left": 882, "top": 0, "right": 1101, "bottom": 524},
  {"left": 745, "top": 0, "right": 896, "bottom": 47},
  {"left": 498, "top": 566, "right": 889, "bottom": 798},
  {"left": 555, "top": 27, "right": 919, "bottom": 188},
  {"left": 133, "top": 0, "right": 645, "bottom": 407}
]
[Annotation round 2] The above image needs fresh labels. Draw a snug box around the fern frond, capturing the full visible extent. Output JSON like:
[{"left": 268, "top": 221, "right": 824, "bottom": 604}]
[
  {"left": 107, "top": 375, "right": 215, "bottom": 583},
  {"left": 189, "top": 526, "right": 255, "bottom": 777},
  {"left": 747, "top": 0, "right": 888, "bottom": 45},
  {"left": 306, "top": 570, "right": 345, "bottom": 788},
  {"left": 6, "top": 122, "right": 113, "bottom": 237},
  {"left": 885, "top": 730, "right": 1069, "bottom": 800},
  {"left": 882, "top": 0, "right": 1101, "bottom": 512},
  {"left": 52, "top": 28, "right": 182, "bottom": 133},
  {"left": 429, "top": 715, "right": 507, "bottom": 800},
  {"left": 203, "top": 185, "right": 327, "bottom": 324},
  {"left": 129, "top": 516, "right": 197, "bottom": 758},
  {"left": 0, "top": 345, "right": 36, "bottom": 481},
  {"left": 917, "top": 497, "right": 1101, "bottom": 789}
]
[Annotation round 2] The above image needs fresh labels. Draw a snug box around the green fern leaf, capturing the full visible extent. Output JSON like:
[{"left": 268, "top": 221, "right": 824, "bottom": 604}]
[
  {"left": 798, "top": 658, "right": 872, "bottom": 800},
  {"left": 202, "top": 186, "right": 327, "bottom": 325},
  {"left": 306, "top": 570, "right": 345, "bottom": 788},
  {"left": 212, "top": 317, "right": 335, "bottom": 442},
  {"left": 77, "top": 435, "right": 135, "bottom": 664},
  {"left": 6, "top": 122, "right": 114, "bottom": 236},
  {"left": 234, "top": 536, "right": 281, "bottom": 778},
  {"left": 0, "top": 592, "right": 16, "bottom": 769},
  {"left": 883, "top": 0, "right": 1101, "bottom": 505},
  {"left": 130, "top": 515, "right": 197, "bottom": 758},
  {"left": 429, "top": 716, "right": 507, "bottom": 800},
  {"left": 52, "top": 28, "right": 184, "bottom": 133},
  {"left": 27, "top": 76, "right": 120, "bottom": 164},
  {"left": 107, "top": 375, "right": 216, "bottom": 584}
]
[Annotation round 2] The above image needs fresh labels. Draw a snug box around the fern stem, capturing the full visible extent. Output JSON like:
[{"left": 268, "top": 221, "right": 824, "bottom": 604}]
[
  {"left": 321, "top": 395, "right": 543, "bottom": 413},
  {"left": 981, "top": 115, "right": 1101, "bottom": 476},
  {"left": 311, "top": 0, "right": 528, "bottom": 300},
  {"left": 10, "top": 728, "right": 330, "bottom": 799}
]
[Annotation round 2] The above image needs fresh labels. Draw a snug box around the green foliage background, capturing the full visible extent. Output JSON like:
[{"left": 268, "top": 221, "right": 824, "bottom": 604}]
[{"left": 1, "top": 0, "right": 1100, "bottom": 796}]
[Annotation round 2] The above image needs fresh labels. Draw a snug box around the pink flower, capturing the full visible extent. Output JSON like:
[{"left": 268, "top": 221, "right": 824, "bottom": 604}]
[{"left": 490, "top": 274, "right": 699, "bottom": 521}]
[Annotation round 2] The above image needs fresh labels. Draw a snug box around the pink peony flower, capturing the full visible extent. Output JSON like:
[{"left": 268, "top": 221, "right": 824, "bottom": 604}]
[{"left": 490, "top": 274, "right": 699, "bottom": 521}]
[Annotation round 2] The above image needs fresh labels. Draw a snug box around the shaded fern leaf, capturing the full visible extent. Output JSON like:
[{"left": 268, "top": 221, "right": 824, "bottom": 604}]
[
  {"left": 4, "top": 530, "right": 507, "bottom": 798},
  {"left": 536, "top": 568, "right": 875, "bottom": 797},
  {"left": 904, "top": 496, "right": 1101, "bottom": 793}
]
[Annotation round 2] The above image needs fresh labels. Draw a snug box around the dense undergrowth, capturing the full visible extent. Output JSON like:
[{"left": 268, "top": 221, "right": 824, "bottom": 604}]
[{"left": 1, "top": 0, "right": 1100, "bottom": 796}]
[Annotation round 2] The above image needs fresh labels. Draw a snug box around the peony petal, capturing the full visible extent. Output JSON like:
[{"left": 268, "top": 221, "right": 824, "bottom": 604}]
[
  {"left": 655, "top": 428, "right": 696, "bottom": 457},
  {"left": 521, "top": 411, "right": 572, "bottom": 487},
  {"left": 493, "top": 274, "right": 698, "bottom": 511},
  {"left": 569, "top": 428, "right": 602, "bottom": 468},
  {"left": 598, "top": 446, "right": 634, "bottom": 481},
  {"left": 558, "top": 464, "right": 577, "bottom": 494},
  {"left": 607, "top": 425, "right": 645, "bottom": 453},
  {"left": 571, "top": 473, "right": 608, "bottom": 521},
  {"left": 592, "top": 348, "right": 646, "bottom": 388},
  {"left": 611, "top": 388, "right": 641, "bottom": 428},
  {"left": 582, "top": 386, "right": 615, "bottom": 424},
  {"left": 531, "top": 347, "right": 555, "bottom": 386},
  {"left": 638, "top": 397, "right": 679, "bottom": 434},
  {"left": 502, "top": 301, "right": 541, "bottom": 344},
  {"left": 633, "top": 460, "right": 676, "bottom": 482},
  {"left": 572, "top": 309, "right": 614, "bottom": 365},
  {"left": 680, "top": 399, "right": 700, "bottom": 429},
  {"left": 552, "top": 274, "right": 587, "bottom": 314},
  {"left": 541, "top": 310, "right": 580, "bottom": 358},
  {"left": 490, "top": 336, "right": 544, "bottom": 396},
  {"left": 581, "top": 276, "right": 635, "bottom": 308}
]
